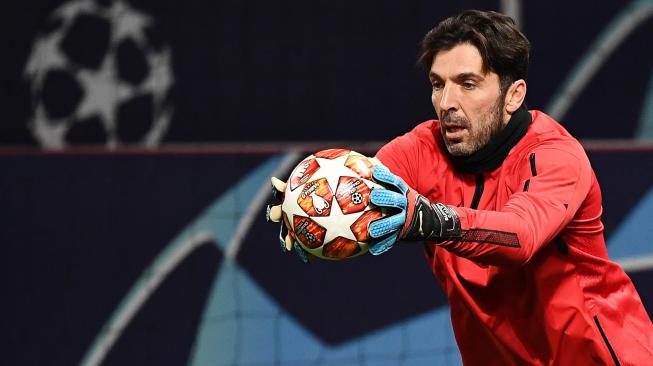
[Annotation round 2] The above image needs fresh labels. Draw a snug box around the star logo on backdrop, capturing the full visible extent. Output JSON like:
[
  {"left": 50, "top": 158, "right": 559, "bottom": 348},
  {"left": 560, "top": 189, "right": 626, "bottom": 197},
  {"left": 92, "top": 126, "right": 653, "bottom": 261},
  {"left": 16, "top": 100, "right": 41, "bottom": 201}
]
[
  {"left": 76, "top": 56, "right": 133, "bottom": 130},
  {"left": 109, "top": 0, "right": 152, "bottom": 44},
  {"left": 23, "top": 0, "right": 174, "bottom": 148},
  {"left": 24, "top": 32, "right": 68, "bottom": 79}
]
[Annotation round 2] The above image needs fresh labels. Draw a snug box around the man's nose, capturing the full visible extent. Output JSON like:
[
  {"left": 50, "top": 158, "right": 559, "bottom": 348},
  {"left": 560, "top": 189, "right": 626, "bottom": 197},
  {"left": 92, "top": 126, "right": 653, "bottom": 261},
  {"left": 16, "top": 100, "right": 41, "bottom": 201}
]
[{"left": 437, "top": 84, "right": 459, "bottom": 112}]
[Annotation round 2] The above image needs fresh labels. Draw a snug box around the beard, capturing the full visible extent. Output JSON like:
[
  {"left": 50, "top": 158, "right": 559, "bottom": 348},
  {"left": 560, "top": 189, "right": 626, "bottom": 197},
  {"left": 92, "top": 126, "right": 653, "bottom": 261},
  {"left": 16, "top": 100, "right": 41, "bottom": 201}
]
[{"left": 440, "top": 96, "right": 505, "bottom": 157}]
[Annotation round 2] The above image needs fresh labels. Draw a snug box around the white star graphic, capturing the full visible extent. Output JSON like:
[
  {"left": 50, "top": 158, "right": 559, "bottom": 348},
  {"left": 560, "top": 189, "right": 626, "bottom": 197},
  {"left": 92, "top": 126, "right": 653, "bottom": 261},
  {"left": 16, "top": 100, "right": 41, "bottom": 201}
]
[
  {"left": 141, "top": 48, "right": 173, "bottom": 98},
  {"left": 281, "top": 178, "right": 310, "bottom": 231},
  {"left": 54, "top": 0, "right": 95, "bottom": 23},
  {"left": 75, "top": 55, "right": 134, "bottom": 131},
  {"left": 312, "top": 197, "right": 365, "bottom": 244},
  {"left": 312, "top": 155, "right": 360, "bottom": 191},
  {"left": 281, "top": 152, "right": 379, "bottom": 244},
  {"left": 24, "top": 32, "right": 68, "bottom": 80},
  {"left": 109, "top": 0, "right": 152, "bottom": 44},
  {"left": 32, "top": 103, "right": 67, "bottom": 148}
]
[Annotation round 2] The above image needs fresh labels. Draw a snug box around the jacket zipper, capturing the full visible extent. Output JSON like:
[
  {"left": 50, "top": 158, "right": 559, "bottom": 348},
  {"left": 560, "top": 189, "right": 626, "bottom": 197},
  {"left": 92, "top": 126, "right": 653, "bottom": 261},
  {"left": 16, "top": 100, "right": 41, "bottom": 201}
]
[
  {"left": 527, "top": 152, "right": 569, "bottom": 254},
  {"left": 529, "top": 152, "right": 537, "bottom": 176},
  {"left": 593, "top": 315, "right": 621, "bottom": 365},
  {"left": 524, "top": 152, "right": 537, "bottom": 192},
  {"left": 470, "top": 174, "right": 484, "bottom": 209}
]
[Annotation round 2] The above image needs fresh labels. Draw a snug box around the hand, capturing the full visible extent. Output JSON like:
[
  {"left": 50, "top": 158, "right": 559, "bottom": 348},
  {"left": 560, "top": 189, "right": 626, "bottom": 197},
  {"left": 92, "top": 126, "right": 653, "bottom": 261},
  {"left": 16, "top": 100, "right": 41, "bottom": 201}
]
[
  {"left": 367, "top": 165, "right": 461, "bottom": 255},
  {"left": 266, "top": 177, "right": 313, "bottom": 263}
]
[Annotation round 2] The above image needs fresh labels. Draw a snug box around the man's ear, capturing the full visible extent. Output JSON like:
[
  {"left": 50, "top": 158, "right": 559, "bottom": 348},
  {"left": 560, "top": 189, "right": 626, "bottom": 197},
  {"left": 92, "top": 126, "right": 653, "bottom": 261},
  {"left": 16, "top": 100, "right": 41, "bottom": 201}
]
[{"left": 505, "top": 79, "right": 527, "bottom": 114}]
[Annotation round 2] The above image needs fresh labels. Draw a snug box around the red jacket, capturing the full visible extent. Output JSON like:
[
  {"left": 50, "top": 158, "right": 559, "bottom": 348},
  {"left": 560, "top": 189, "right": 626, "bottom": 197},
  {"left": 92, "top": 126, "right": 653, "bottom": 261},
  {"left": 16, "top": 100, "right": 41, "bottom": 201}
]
[{"left": 376, "top": 110, "right": 653, "bottom": 365}]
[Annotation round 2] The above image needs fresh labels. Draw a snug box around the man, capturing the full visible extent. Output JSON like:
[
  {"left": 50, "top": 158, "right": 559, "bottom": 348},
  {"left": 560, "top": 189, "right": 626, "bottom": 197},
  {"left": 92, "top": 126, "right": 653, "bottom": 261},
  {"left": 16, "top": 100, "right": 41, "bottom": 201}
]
[{"left": 268, "top": 9, "right": 652, "bottom": 365}]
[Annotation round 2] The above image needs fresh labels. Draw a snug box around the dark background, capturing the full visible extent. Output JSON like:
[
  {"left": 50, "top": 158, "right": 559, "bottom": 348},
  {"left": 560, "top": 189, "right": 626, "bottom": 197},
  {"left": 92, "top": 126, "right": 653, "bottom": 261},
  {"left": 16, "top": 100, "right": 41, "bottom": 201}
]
[{"left": 2, "top": 0, "right": 652, "bottom": 145}]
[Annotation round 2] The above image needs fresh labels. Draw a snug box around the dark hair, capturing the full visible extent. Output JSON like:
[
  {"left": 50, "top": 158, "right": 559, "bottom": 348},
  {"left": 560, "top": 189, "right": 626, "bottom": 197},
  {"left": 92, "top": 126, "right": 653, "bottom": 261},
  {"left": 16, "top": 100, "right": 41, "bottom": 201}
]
[{"left": 418, "top": 9, "right": 530, "bottom": 93}]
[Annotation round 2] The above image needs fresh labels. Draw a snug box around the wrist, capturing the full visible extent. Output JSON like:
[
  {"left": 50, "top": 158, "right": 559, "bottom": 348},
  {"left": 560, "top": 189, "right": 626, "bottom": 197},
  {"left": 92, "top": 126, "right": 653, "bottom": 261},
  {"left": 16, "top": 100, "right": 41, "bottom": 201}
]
[{"left": 400, "top": 194, "right": 461, "bottom": 241}]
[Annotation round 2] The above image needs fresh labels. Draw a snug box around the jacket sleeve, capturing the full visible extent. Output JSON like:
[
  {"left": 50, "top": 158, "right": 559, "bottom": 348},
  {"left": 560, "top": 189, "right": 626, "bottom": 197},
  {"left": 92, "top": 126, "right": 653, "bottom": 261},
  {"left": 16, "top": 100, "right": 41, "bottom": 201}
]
[{"left": 439, "top": 146, "right": 594, "bottom": 266}]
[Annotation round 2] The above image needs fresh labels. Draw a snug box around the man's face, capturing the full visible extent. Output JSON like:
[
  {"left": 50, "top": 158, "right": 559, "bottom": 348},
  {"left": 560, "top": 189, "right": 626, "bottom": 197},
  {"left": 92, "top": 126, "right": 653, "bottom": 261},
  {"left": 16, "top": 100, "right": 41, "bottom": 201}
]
[{"left": 429, "top": 43, "right": 507, "bottom": 156}]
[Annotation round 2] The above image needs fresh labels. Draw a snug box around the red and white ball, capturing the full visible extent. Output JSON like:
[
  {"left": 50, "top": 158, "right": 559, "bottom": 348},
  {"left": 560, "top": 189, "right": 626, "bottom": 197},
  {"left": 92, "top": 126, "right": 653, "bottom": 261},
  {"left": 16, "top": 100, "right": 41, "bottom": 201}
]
[{"left": 282, "top": 148, "right": 386, "bottom": 260}]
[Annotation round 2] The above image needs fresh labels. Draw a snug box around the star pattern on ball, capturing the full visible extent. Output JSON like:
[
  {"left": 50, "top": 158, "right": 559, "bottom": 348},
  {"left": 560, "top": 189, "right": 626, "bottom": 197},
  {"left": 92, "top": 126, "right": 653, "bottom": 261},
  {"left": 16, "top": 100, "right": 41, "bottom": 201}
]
[
  {"left": 281, "top": 181, "right": 308, "bottom": 231},
  {"left": 281, "top": 153, "right": 370, "bottom": 244},
  {"left": 283, "top": 154, "right": 360, "bottom": 224},
  {"left": 312, "top": 155, "right": 360, "bottom": 190},
  {"left": 311, "top": 195, "right": 365, "bottom": 244}
]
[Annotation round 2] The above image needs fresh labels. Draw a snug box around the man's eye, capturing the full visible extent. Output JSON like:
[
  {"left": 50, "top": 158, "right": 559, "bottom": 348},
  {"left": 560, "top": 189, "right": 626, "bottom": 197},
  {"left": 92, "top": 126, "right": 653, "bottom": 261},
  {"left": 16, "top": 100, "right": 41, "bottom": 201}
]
[
  {"left": 432, "top": 82, "right": 443, "bottom": 90},
  {"left": 462, "top": 82, "right": 476, "bottom": 90}
]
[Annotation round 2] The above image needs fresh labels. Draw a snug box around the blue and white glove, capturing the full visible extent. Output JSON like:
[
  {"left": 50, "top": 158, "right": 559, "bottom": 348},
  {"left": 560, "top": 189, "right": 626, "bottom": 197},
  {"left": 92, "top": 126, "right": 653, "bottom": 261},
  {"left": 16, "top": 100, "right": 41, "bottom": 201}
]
[
  {"left": 266, "top": 177, "right": 313, "bottom": 263},
  {"left": 367, "top": 165, "right": 462, "bottom": 255}
]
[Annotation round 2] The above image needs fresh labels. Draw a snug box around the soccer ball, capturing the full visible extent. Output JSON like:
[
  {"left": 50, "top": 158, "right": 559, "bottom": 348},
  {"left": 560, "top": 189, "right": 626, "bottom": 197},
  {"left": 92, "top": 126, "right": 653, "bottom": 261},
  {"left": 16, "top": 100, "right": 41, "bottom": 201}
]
[
  {"left": 23, "top": 0, "right": 174, "bottom": 148},
  {"left": 281, "top": 149, "right": 387, "bottom": 260}
]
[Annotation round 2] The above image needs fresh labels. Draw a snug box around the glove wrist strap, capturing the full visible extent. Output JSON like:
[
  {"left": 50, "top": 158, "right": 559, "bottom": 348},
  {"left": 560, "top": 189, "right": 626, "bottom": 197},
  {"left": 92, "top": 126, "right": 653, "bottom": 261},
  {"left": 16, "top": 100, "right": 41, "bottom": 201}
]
[{"left": 401, "top": 196, "right": 462, "bottom": 241}]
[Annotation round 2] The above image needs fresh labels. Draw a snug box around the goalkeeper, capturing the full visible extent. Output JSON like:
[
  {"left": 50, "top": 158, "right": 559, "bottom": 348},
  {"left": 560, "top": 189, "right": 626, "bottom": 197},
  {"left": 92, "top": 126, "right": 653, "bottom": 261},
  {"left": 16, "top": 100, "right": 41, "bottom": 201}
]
[{"left": 269, "top": 9, "right": 653, "bottom": 365}]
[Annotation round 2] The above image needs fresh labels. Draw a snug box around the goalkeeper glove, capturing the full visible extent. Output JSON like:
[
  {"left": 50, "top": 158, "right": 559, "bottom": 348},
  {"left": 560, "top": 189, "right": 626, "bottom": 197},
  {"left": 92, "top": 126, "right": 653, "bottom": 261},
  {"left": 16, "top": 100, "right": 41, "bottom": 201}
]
[
  {"left": 266, "top": 177, "right": 313, "bottom": 263},
  {"left": 367, "top": 165, "right": 462, "bottom": 255}
]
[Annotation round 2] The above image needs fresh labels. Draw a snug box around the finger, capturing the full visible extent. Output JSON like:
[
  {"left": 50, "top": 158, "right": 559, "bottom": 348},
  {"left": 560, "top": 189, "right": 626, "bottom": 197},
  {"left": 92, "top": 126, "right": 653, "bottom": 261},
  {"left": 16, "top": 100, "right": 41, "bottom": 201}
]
[
  {"left": 284, "top": 233, "right": 294, "bottom": 252},
  {"left": 370, "top": 188, "right": 407, "bottom": 210},
  {"left": 368, "top": 232, "right": 400, "bottom": 255},
  {"left": 270, "top": 177, "right": 286, "bottom": 201},
  {"left": 371, "top": 166, "right": 408, "bottom": 193},
  {"left": 267, "top": 204, "right": 283, "bottom": 222},
  {"left": 293, "top": 242, "right": 311, "bottom": 263},
  {"left": 368, "top": 213, "right": 405, "bottom": 238},
  {"left": 271, "top": 176, "right": 286, "bottom": 192},
  {"left": 278, "top": 221, "right": 290, "bottom": 252}
]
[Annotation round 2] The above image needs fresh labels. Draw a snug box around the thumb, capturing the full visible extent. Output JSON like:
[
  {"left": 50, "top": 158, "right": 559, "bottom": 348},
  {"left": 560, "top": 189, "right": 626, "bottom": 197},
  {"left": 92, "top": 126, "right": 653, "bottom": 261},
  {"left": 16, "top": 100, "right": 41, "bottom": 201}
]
[{"left": 267, "top": 204, "right": 283, "bottom": 222}]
